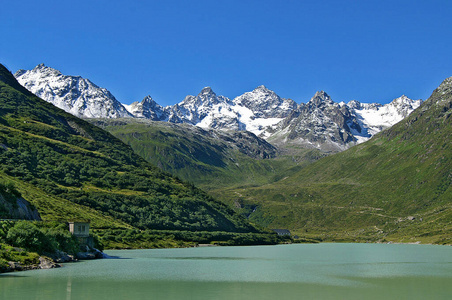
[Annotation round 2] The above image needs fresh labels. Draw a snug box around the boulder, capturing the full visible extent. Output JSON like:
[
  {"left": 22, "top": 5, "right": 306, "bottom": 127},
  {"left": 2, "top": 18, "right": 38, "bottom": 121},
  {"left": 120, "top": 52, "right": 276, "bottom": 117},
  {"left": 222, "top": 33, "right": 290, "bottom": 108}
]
[{"left": 39, "top": 257, "right": 60, "bottom": 269}]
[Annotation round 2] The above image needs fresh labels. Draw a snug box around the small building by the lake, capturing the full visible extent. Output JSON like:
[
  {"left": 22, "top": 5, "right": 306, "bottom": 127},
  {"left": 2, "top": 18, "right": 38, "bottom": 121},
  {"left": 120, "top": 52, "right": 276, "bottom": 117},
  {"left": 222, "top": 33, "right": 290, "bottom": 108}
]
[
  {"left": 272, "top": 229, "right": 291, "bottom": 236},
  {"left": 69, "top": 221, "right": 90, "bottom": 237},
  {"left": 69, "top": 220, "right": 93, "bottom": 250}
]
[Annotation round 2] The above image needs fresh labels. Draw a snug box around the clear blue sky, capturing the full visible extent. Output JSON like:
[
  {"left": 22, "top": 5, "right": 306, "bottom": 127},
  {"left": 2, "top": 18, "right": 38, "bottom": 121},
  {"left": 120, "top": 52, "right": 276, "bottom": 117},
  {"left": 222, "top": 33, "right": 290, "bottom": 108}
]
[{"left": 1, "top": 0, "right": 451, "bottom": 106}]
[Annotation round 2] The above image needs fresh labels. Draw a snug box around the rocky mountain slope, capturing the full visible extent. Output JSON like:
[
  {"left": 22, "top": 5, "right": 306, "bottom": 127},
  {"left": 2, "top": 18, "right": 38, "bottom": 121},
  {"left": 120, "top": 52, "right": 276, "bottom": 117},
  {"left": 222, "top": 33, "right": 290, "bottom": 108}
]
[
  {"left": 0, "top": 183, "right": 41, "bottom": 220},
  {"left": 267, "top": 91, "right": 422, "bottom": 152},
  {"left": 15, "top": 64, "right": 421, "bottom": 152},
  {"left": 14, "top": 64, "right": 132, "bottom": 118}
]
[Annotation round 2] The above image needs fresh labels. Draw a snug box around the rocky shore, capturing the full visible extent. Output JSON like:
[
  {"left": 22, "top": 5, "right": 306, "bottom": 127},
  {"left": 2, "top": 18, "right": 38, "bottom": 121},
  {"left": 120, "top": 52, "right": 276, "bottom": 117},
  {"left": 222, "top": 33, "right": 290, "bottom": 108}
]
[{"left": 1, "top": 248, "right": 104, "bottom": 273}]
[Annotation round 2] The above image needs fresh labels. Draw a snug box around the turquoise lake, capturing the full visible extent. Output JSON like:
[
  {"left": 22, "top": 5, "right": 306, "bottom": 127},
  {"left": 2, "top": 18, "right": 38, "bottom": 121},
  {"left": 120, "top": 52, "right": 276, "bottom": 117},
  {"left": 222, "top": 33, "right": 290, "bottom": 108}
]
[{"left": 1, "top": 243, "right": 451, "bottom": 299}]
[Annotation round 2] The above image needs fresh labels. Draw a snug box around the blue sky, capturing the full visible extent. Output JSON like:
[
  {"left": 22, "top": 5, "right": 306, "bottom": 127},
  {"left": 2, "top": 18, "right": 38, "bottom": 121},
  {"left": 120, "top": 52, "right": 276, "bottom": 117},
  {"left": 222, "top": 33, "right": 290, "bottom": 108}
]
[{"left": 1, "top": 0, "right": 451, "bottom": 106}]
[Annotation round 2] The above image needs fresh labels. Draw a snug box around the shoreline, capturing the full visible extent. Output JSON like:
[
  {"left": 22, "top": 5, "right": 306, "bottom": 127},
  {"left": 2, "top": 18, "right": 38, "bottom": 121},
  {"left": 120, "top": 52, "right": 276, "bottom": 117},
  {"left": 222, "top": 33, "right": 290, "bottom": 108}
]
[
  {"left": 2, "top": 241, "right": 450, "bottom": 274},
  {"left": 1, "top": 248, "right": 104, "bottom": 274}
]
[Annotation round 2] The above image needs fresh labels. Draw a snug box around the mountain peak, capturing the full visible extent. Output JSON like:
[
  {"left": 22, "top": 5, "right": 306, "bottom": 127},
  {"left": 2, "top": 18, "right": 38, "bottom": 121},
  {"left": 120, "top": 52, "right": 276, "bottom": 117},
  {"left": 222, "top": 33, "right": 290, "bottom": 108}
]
[
  {"left": 200, "top": 86, "right": 215, "bottom": 96},
  {"left": 141, "top": 95, "right": 155, "bottom": 104},
  {"left": 388, "top": 95, "right": 423, "bottom": 111},
  {"left": 254, "top": 85, "right": 270, "bottom": 92},
  {"left": 347, "top": 100, "right": 361, "bottom": 109},
  {"left": 435, "top": 76, "right": 452, "bottom": 96},
  {"left": 314, "top": 90, "right": 330, "bottom": 99},
  {"left": 391, "top": 95, "right": 410, "bottom": 104},
  {"left": 14, "top": 64, "right": 131, "bottom": 118},
  {"left": 124, "top": 95, "right": 165, "bottom": 120},
  {"left": 309, "top": 91, "right": 334, "bottom": 106},
  {"left": 27, "top": 63, "right": 62, "bottom": 77},
  {"left": 32, "top": 63, "right": 54, "bottom": 71},
  {"left": 12, "top": 63, "right": 427, "bottom": 153}
]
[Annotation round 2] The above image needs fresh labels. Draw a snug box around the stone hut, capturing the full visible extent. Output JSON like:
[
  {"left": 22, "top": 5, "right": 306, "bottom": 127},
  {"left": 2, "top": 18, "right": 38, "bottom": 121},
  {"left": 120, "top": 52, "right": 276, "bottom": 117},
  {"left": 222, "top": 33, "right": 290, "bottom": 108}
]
[
  {"left": 69, "top": 221, "right": 90, "bottom": 237},
  {"left": 69, "top": 220, "right": 93, "bottom": 250}
]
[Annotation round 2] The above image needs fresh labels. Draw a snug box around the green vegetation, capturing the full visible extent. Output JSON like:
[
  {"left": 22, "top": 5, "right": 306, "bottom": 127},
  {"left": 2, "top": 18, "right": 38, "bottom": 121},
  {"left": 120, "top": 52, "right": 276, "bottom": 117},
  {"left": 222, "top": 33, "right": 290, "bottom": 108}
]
[
  {"left": 0, "top": 179, "right": 22, "bottom": 218},
  {"left": 217, "top": 78, "right": 452, "bottom": 244},
  {"left": 0, "top": 63, "right": 283, "bottom": 258},
  {"left": 91, "top": 78, "right": 452, "bottom": 245},
  {"left": 0, "top": 63, "right": 259, "bottom": 235},
  {"left": 91, "top": 119, "right": 276, "bottom": 189},
  {"left": 95, "top": 228, "right": 284, "bottom": 249},
  {"left": 0, "top": 180, "right": 21, "bottom": 199},
  {"left": 1, "top": 221, "right": 80, "bottom": 254},
  {"left": 0, "top": 220, "right": 86, "bottom": 272},
  {"left": 0, "top": 243, "right": 40, "bottom": 272},
  {"left": 3, "top": 60, "right": 449, "bottom": 250},
  {"left": 6, "top": 221, "right": 55, "bottom": 253},
  {"left": 91, "top": 119, "right": 325, "bottom": 198},
  {"left": 1, "top": 175, "right": 131, "bottom": 229}
]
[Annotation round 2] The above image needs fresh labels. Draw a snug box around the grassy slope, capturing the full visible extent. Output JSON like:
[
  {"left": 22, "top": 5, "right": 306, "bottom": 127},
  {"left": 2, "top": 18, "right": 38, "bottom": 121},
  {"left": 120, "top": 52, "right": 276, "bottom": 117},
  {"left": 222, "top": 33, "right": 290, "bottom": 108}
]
[
  {"left": 226, "top": 77, "right": 452, "bottom": 244},
  {"left": 0, "top": 64, "right": 258, "bottom": 234},
  {"left": 93, "top": 119, "right": 325, "bottom": 192},
  {"left": 92, "top": 118, "right": 329, "bottom": 224},
  {"left": 0, "top": 174, "right": 130, "bottom": 229}
]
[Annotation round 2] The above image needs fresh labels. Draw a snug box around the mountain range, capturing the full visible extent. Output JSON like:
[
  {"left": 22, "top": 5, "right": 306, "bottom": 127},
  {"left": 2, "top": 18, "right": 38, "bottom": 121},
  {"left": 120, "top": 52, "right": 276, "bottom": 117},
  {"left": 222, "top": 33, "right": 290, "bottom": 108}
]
[
  {"left": 2, "top": 62, "right": 451, "bottom": 244},
  {"left": 15, "top": 64, "right": 422, "bottom": 152}
]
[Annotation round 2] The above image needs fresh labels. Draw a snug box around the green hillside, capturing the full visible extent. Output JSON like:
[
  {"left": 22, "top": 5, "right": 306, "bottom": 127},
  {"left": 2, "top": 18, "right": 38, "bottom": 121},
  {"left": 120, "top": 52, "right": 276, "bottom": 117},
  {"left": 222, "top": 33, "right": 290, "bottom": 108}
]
[
  {"left": 0, "top": 64, "right": 260, "bottom": 236},
  {"left": 222, "top": 77, "right": 452, "bottom": 244},
  {"left": 92, "top": 119, "right": 325, "bottom": 192}
]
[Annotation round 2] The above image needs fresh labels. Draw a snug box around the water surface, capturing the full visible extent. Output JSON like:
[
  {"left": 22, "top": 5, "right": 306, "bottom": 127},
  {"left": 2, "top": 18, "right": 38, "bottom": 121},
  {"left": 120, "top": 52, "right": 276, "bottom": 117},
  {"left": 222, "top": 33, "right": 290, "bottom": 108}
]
[{"left": 1, "top": 243, "right": 451, "bottom": 299}]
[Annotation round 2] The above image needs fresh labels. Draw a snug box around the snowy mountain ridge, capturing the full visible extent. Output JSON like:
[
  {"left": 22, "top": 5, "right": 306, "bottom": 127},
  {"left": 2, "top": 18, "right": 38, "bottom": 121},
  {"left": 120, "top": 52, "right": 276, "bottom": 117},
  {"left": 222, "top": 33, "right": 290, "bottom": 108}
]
[
  {"left": 15, "top": 64, "right": 132, "bottom": 118},
  {"left": 123, "top": 95, "right": 166, "bottom": 121},
  {"left": 346, "top": 95, "right": 422, "bottom": 143},
  {"left": 14, "top": 64, "right": 422, "bottom": 151},
  {"left": 267, "top": 91, "right": 422, "bottom": 151}
]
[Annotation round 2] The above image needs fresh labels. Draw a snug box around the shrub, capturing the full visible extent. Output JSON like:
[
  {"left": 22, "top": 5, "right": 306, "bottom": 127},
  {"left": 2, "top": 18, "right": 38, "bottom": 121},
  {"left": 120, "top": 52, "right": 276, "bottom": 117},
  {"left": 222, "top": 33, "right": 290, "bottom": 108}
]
[
  {"left": 42, "top": 227, "right": 79, "bottom": 255},
  {"left": 6, "top": 221, "right": 55, "bottom": 254}
]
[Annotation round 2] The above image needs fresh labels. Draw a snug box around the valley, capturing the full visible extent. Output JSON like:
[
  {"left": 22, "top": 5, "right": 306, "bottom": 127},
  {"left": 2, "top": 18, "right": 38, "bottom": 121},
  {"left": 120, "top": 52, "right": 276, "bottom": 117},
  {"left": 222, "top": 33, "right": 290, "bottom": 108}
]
[
  {"left": 2, "top": 62, "right": 451, "bottom": 249},
  {"left": 0, "top": 64, "right": 280, "bottom": 259}
]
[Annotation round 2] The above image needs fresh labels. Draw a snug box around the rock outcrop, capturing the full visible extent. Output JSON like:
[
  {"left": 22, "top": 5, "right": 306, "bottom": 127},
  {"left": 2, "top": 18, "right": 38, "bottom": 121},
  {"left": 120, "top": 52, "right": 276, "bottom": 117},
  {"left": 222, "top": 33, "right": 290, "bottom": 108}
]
[{"left": 0, "top": 194, "right": 41, "bottom": 220}]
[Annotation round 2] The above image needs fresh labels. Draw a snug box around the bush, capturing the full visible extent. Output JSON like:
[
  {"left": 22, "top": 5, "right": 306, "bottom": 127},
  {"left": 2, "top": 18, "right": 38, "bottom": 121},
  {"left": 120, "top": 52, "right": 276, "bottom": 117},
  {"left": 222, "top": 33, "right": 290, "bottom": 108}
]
[
  {"left": 0, "top": 258, "right": 8, "bottom": 271},
  {"left": 0, "top": 243, "right": 40, "bottom": 267},
  {"left": 0, "top": 221, "right": 14, "bottom": 243},
  {"left": 42, "top": 227, "right": 79, "bottom": 255},
  {"left": 6, "top": 221, "right": 54, "bottom": 254},
  {"left": 0, "top": 180, "right": 21, "bottom": 198}
]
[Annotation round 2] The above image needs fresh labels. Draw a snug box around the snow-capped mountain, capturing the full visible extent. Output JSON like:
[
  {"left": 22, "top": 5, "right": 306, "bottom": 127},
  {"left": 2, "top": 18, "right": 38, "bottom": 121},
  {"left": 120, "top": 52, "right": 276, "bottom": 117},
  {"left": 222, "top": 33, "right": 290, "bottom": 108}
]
[
  {"left": 233, "top": 85, "right": 297, "bottom": 118},
  {"left": 164, "top": 85, "right": 296, "bottom": 135},
  {"left": 231, "top": 85, "right": 297, "bottom": 136},
  {"left": 14, "top": 64, "right": 132, "bottom": 118},
  {"left": 14, "top": 64, "right": 422, "bottom": 152},
  {"left": 166, "top": 87, "right": 237, "bottom": 129},
  {"left": 346, "top": 95, "right": 423, "bottom": 143},
  {"left": 266, "top": 91, "right": 362, "bottom": 151},
  {"left": 267, "top": 92, "right": 422, "bottom": 151},
  {"left": 124, "top": 95, "right": 166, "bottom": 120}
]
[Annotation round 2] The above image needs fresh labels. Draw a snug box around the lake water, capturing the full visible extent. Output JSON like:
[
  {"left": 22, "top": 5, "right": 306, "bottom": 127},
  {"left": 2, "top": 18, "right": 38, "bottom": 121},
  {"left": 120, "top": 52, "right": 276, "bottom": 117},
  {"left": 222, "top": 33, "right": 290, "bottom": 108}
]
[{"left": 1, "top": 243, "right": 451, "bottom": 299}]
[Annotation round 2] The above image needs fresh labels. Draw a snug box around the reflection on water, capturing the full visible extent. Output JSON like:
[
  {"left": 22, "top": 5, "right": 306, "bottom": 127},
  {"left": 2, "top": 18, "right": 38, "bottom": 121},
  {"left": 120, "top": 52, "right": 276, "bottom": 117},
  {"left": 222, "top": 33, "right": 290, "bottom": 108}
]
[
  {"left": 66, "top": 277, "right": 72, "bottom": 300},
  {"left": 1, "top": 243, "right": 451, "bottom": 300}
]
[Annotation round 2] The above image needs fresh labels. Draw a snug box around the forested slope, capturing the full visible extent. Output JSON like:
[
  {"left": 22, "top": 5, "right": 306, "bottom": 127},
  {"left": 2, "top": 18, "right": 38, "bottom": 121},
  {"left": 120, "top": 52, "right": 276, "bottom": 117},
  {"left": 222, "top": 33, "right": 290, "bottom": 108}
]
[{"left": 0, "top": 63, "right": 258, "bottom": 234}]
